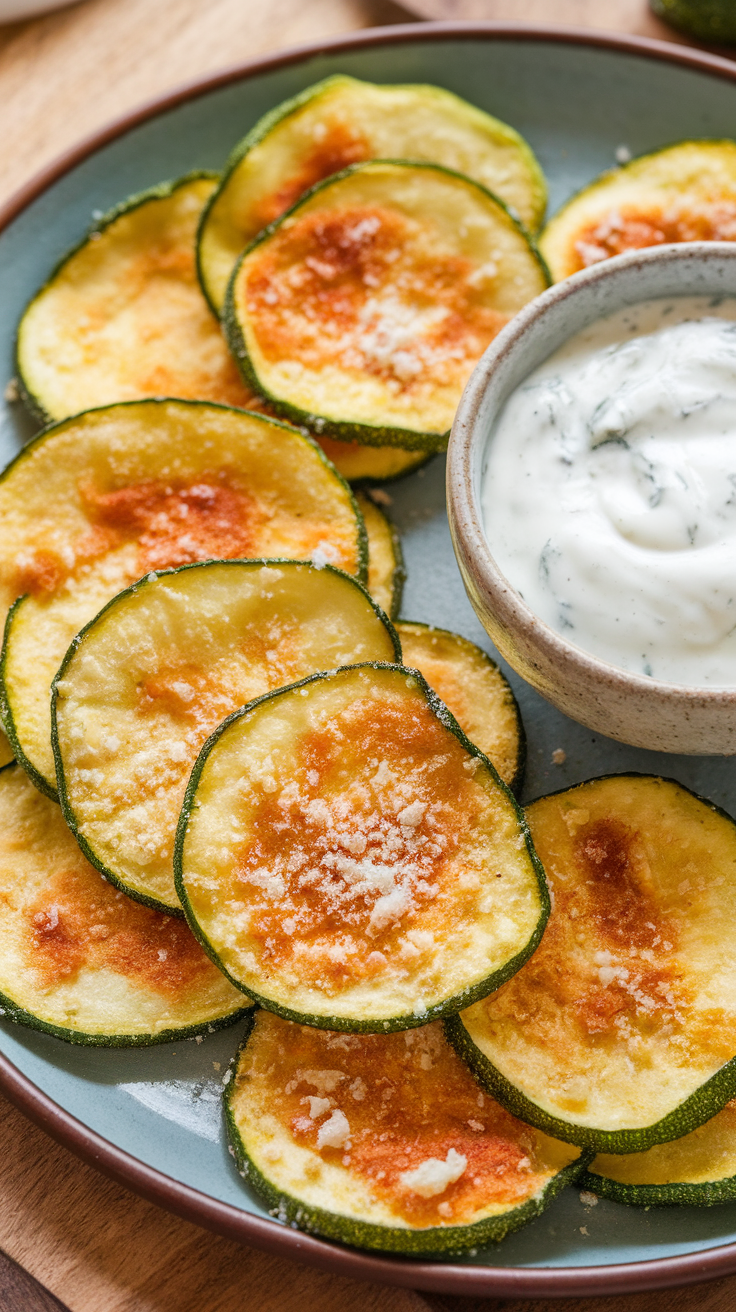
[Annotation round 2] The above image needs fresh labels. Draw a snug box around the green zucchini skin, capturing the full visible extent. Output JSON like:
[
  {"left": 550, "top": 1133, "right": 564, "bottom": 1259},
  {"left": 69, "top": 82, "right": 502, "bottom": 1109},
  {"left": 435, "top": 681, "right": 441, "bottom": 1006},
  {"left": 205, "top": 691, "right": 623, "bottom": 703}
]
[
  {"left": 578, "top": 1098, "right": 736, "bottom": 1206},
  {"left": 175, "top": 663, "right": 550, "bottom": 1032},
  {"left": 195, "top": 81, "right": 322, "bottom": 316},
  {"left": 386, "top": 520, "right": 405, "bottom": 620},
  {"left": 222, "top": 161, "right": 550, "bottom": 452},
  {"left": 447, "top": 773, "right": 736, "bottom": 1154},
  {"left": 224, "top": 1011, "right": 590, "bottom": 1257},
  {"left": 16, "top": 171, "right": 219, "bottom": 426},
  {"left": 577, "top": 1166, "right": 736, "bottom": 1209},
  {"left": 395, "top": 620, "right": 525, "bottom": 796},
  {"left": 357, "top": 491, "right": 405, "bottom": 620},
  {"left": 51, "top": 559, "right": 401, "bottom": 917},
  {"left": 0, "top": 596, "right": 57, "bottom": 801},
  {"left": 445, "top": 1012, "right": 736, "bottom": 1155},
  {"left": 346, "top": 449, "right": 435, "bottom": 487},
  {"left": 0, "top": 984, "right": 249, "bottom": 1049}
]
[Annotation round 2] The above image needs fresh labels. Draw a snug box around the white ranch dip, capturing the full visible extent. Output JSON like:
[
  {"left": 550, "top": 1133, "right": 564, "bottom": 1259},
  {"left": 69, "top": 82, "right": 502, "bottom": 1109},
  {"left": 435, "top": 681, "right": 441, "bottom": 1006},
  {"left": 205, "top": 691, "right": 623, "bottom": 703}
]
[{"left": 482, "top": 295, "right": 736, "bottom": 686}]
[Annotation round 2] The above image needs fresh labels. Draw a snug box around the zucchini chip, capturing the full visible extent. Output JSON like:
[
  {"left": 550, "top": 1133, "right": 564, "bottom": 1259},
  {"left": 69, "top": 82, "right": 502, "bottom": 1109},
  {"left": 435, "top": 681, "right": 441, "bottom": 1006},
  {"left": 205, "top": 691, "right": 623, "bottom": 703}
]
[
  {"left": 395, "top": 622, "right": 524, "bottom": 793},
  {"left": 13, "top": 172, "right": 420, "bottom": 487},
  {"left": 226, "top": 1011, "right": 586, "bottom": 1256},
  {"left": 0, "top": 729, "right": 13, "bottom": 768},
  {"left": 16, "top": 174, "right": 260, "bottom": 424},
  {"left": 448, "top": 775, "right": 736, "bottom": 1153},
  {"left": 581, "top": 1100, "right": 736, "bottom": 1207},
  {"left": 224, "top": 161, "right": 550, "bottom": 451},
  {"left": 53, "top": 560, "right": 400, "bottom": 914},
  {"left": 540, "top": 140, "right": 736, "bottom": 281},
  {"left": 357, "top": 492, "right": 404, "bottom": 619},
  {"left": 198, "top": 74, "right": 547, "bottom": 313},
  {"left": 0, "top": 399, "right": 365, "bottom": 798},
  {"left": 176, "top": 663, "right": 548, "bottom": 1032},
  {"left": 0, "top": 764, "right": 247, "bottom": 1045}
]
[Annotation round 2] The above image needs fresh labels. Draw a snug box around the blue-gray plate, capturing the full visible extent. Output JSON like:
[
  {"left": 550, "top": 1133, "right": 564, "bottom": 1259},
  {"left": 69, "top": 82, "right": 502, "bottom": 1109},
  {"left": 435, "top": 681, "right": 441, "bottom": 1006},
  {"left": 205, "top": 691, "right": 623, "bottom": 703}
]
[{"left": 2, "top": 23, "right": 736, "bottom": 1298}]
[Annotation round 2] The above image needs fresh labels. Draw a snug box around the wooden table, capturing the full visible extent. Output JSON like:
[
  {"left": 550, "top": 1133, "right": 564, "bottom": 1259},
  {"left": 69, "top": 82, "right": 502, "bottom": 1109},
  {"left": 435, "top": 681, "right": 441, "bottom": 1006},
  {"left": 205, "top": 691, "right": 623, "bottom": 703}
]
[{"left": 1, "top": 2, "right": 735, "bottom": 1309}]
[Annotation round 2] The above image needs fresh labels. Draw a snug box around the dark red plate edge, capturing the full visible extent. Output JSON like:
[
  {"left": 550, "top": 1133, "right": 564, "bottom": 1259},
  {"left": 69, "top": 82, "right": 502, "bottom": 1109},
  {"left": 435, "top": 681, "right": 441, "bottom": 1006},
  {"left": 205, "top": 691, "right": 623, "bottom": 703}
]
[{"left": 2, "top": 19, "right": 736, "bottom": 1298}]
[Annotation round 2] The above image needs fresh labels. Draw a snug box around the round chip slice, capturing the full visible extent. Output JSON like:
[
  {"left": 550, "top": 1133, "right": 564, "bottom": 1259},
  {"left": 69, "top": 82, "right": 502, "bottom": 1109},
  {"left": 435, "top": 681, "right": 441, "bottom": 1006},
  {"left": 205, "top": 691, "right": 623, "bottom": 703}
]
[
  {"left": 0, "top": 399, "right": 365, "bottom": 798},
  {"left": 198, "top": 74, "right": 547, "bottom": 314},
  {"left": 176, "top": 662, "right": 548, "bottom": 1032},
  {"left": 395, "top": 622, "right": 524, "bottom": 792},
  {"left": 357, "top": 492, "right": 404, "bottom": 619},
  {"left": 226, "top": 1011, "right": 586, "bottom": 1256},
  {"left": 0, "top": 763, "right": 247, "bottom": 1045},
  {"left": 16, "top": 173, "right": 259, "bottom": 424},
  {"left": 224, "top": 161, "right": 550, "bottom": 451},
  {"left": 581, "top": 1100, "right": 736, "bottom": 1207},
  {"left": 448, "top": 775, "right": 736, "bottom": 1153},
  {"left": 540, "top": 140, "right": 736, "bottom": 281},
  {"left": 14, "top": 171, "right": 426, "bottom": 488},
  {"left": 53, "top": 560, "right": 400, "bottom": 914}
]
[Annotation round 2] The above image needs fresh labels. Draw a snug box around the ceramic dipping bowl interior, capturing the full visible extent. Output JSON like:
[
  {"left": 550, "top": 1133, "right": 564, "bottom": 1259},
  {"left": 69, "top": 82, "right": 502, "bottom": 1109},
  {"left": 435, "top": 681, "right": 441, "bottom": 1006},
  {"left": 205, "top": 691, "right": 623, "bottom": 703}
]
[{"left": 447, "top": 242, "right": 736, "bottom": 755}]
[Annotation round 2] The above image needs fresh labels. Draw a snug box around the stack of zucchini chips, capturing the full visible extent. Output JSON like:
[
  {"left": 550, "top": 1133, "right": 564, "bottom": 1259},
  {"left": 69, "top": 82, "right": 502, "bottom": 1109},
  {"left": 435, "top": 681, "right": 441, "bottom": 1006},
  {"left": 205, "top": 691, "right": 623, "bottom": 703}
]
[{"left": 4, "top": 76, "right": 736, "bottom": 1258}]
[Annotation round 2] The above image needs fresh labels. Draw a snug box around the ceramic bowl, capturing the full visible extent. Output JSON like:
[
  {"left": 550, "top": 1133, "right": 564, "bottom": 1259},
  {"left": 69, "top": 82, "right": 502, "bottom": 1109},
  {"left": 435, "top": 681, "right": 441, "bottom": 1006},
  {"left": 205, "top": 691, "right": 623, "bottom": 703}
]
[{"left": 448, "top": 242, "right": 736, "bottom": 755}]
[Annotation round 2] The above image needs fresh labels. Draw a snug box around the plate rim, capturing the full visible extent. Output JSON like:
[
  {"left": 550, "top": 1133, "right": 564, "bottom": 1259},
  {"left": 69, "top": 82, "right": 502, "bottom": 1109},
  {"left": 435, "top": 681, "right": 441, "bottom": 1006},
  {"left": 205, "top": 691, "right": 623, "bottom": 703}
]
[{"left": 3, "top": 19, "right": 736, "bottom": 1297}]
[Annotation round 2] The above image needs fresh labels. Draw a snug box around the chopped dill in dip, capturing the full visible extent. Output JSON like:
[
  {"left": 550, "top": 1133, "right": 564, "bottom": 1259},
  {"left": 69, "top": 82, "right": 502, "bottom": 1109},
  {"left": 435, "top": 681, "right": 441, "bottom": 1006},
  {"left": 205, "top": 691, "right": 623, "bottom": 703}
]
[{"left": 482, "top": 295, "right": 736, "bottom": 687}]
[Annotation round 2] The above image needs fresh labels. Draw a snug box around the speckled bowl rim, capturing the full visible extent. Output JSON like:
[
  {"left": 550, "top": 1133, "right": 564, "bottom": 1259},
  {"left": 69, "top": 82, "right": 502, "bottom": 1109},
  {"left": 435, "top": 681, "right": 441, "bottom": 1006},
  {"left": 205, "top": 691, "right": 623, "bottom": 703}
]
[
  {"left": 5, "top": 21, "right": 736, "bottom": 1299},
  {"left": 448, "top": 242, "right": 736, "bottom": 743}
]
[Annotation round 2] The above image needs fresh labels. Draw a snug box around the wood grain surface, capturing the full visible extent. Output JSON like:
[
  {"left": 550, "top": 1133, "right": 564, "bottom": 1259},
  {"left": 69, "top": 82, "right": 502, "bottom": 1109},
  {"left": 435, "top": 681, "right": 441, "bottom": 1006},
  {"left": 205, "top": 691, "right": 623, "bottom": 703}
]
[
  {"left": 0, "top": 1246, "right": 70, "bottom": 1312},
  {"left": 1, "top": 1, "right": 736, "bottom": 1309},
  {"left": 393, "top": 0, "right": 686, "bottom": 38}
]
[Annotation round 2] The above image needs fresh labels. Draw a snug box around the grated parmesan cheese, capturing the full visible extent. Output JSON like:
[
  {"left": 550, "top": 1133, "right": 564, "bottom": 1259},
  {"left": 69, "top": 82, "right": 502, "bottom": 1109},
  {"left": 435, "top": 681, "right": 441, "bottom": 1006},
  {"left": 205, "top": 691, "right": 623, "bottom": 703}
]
[
  {"left": 399, "top": 1148, "right": 467, "bottom": 1198},
  {"left": 316, "top": 1108, "right": 350, "bottom": 1149}
]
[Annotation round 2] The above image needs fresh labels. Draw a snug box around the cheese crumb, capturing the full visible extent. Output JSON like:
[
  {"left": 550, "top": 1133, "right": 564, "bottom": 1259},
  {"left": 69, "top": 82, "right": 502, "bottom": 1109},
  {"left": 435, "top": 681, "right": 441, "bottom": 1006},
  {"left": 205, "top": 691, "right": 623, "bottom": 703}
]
[
  {"left": 305, "top": 1096, "right": 331, "bottom": 1119},
  {"left": 552, "top": 748, "right": 566, "bottom": 765},
  {"left": 311, "top": 541, "right": 339, "bottom": 570},
  {"left": 317, "top": 1109, "right": 350, "bottom": 1149},
  {"left": 399, "top": 1148, "right": 467, "bottom": 1198},
  {"left": 302, "top": 1069, "right": 345, "bottom": 1094},
  {"left": 397, "top": 800, "right": 427, "bottom": 828}
]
